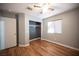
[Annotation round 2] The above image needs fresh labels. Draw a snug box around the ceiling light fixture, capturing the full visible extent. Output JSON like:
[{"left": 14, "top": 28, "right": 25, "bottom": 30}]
[
  {"left": 38, "top": 3, "right": 54, "bottom": 14},
  {"left": 26, "top": 3, "right": 54, "bottom": 14}
]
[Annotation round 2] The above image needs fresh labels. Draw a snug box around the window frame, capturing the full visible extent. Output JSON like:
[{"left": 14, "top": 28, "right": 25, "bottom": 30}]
[{"left": 47, "top": 20, "right": 62, "bottom": 34}]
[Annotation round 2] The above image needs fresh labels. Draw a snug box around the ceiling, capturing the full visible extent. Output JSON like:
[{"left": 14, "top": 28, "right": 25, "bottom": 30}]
[{"left": 0, "top": 3, "right": 79, "bottom": 19}]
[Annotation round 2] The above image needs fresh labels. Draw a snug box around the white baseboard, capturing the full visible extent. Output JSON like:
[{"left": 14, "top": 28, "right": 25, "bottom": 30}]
[
  {"left": 19, "top": 43, "right": 29, "bottom": 47},
  {"left": 42, "top": 39, "right": 79, "bottom": 51},
  {"left": 30, "top": 37, "right": 41, "bottom": 42}
]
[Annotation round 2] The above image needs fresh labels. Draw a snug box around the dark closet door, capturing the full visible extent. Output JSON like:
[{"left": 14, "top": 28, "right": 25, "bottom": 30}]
[
  {"left": 36, "top": 22, "right": 41, "bottom": 37},
  {"left": 29, "top": 21, "right": 41, "bottom": 40}
]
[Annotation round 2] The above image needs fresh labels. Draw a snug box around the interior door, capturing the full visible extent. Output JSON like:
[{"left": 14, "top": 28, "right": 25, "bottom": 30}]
[{"left": 0, "top": 17, "right": 17, "bottom": 50}]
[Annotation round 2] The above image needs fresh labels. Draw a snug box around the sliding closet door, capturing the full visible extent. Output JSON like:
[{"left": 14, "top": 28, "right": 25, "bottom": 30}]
[
  {"left": 0, "top": 17, "right": 17, "bottom": 50},
  {"left": 29, "top": 21, "right": 41, "bottom": 40}
]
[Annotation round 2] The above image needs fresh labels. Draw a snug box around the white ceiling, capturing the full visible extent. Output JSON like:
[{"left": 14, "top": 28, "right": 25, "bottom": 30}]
[{"left": 0, "top": 3, "right": 79, "bottom": 19}]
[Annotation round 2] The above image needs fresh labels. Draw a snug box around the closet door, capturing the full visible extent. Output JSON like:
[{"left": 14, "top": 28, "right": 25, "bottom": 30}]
[
  {"left": 0, "top": 17, "right": 17, "bottom": 50},
  {"left": 29, "top": 21, "right": 41, "bottom": 40}
]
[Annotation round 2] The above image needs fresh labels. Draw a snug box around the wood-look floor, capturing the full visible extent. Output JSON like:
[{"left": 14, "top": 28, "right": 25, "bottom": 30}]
[{"left": 0, "top": 39, "right": 79, "bottom": 56}]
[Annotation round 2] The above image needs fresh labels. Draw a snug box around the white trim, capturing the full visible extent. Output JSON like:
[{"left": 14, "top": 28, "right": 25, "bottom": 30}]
[
  {"left": 30, "top": 37, "right": 41, "bottom": 42},
  {"left": 42, "top": 39, "right": 79, "bottom": 51},
  {"left": 19, "top": 43, "right": 29, "bottom": 47}
]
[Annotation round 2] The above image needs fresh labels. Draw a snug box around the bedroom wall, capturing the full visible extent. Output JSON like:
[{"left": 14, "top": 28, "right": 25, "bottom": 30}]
[
  {"left": 42, "top": 7, "right": 79, "bottom": 50},
  {"left": 17, "top": 13, "right": 29, "bottom": 46},
  {"left": 0, "top": 10, "right": 16, "bottom": 18}
]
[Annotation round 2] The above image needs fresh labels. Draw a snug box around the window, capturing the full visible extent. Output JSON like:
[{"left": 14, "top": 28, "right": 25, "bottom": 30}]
[{"left": 48, "top": 20, "right": 62, "bottom": 33}]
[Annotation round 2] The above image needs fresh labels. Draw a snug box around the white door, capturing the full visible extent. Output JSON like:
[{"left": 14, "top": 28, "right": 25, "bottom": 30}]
[
  {"left": 0, "top": 17, "right": 17, "bottom": 50},
  {"left": 0, "top": 20, "right": 5, "bottom": 50}
]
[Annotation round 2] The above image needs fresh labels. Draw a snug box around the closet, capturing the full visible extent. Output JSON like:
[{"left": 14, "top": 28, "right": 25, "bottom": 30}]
[{"left": 29, "top": 21, "right": 41, "bottom": 40}]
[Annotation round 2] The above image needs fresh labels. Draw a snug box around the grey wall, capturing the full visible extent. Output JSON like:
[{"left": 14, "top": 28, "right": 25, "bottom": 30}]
[
  {"left": 18, "top": 13, "right": 29, "bottom": 46},
  {"left": 18, "top": 13, "right": 26, "bottom": 45},
  {"left": 25, "top": 14, "right": 29, "bottom": 45},
  {"left": 29, "top": 15, "right": 42, "bottom": 22},
  {"left": 0, "top": 10, "right": 16, "bottom": 18},
  {"left": 42, "top": 8, "right": 79, "bottom": 49}
]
